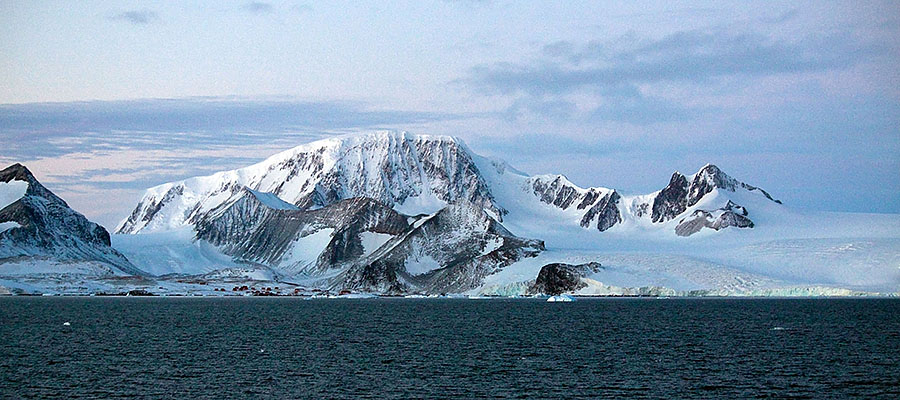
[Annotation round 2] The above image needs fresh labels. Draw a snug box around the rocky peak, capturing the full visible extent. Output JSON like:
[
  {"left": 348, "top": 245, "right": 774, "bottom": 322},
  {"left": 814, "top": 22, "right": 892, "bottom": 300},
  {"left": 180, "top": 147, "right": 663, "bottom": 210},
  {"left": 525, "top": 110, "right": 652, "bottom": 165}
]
[
  {"left": 0, "top": 163, "right": 67, "bottom": 206},
  {"left": 650, "top": 164, "right": 780, "bottom": 224},
  {"left": 651, "top": 172, "right": 690, "bottom": 223},
  {"left": 0, "top": 163, "right": 138, "bottom": 275},
  {"left": 0, "top": 163, "right": 33, "bottom": 182},
  {"left": 687, "top": 164, "right": 739, "bottom": 205}
]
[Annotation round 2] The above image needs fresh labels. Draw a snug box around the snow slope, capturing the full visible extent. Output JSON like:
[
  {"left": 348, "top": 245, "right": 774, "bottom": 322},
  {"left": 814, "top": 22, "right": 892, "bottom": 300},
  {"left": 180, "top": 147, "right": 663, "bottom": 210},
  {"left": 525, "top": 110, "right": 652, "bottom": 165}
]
[
  {"left": 111, "top": 228, "right": 242, "bottom": 276},
  {"left": 0, "top": 180, "right": 28, "bottom": 210}
]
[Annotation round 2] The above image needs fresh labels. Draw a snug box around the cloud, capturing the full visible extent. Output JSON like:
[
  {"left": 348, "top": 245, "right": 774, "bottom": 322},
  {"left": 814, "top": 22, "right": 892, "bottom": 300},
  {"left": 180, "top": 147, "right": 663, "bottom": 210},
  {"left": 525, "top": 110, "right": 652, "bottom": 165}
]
[
  {"left": 0, "top": 97, "right": 458, "bottom": 158},
  {"left": 243, "top": 2, "right": 274, "bottom": 14},
  {"left": 442, "top": 0, "right": 492, "bottom": 5},
  {"left": 109, "top": 9, "right": 158, "bottom": 25},
  {"left": 469, "top": 31, "right": 881, "bottom": 97},
  {"left": 462, "top": 28, "right": 887, "bottom": 126}
]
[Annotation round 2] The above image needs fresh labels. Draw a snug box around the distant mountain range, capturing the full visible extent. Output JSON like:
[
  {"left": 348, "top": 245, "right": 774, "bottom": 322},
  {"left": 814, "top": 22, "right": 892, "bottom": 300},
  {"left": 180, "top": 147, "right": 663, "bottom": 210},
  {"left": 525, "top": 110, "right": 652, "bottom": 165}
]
[{"left": 2, "top": 131, "right": 898, "bottom": 296}]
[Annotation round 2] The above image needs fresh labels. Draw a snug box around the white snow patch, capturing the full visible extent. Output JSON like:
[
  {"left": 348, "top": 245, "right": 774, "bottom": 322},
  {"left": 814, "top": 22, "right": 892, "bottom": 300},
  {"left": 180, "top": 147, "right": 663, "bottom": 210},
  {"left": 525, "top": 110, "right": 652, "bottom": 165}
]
[
  {"left": 405, "top": 254, "right": 440, "bottom": 276},
  {"left": 0, "top": 259, "right": 117, "bottom": 277},
  {"left": 394, "top": 193, "right": 447, "bottom": 216},
  {"left": 247, "top": 189, "right": 298, "bottom": 210},
  {"left": 0, "top": 221, "right": 21, "bottom": 233},
  {"left": 112, "top": 228, "right": 241, "bottom": 276},
  {"left": 359, "top": 232, "right": 394, "bottom": 257},
  {"left": 481, "top": 237, "right": 504, "bottom": 255},
  {"left": 282, "top": 228, "right": 334, "bottom": 268},
  {"left": 0, "top": 180, "right": 28, "bottom": 210}
]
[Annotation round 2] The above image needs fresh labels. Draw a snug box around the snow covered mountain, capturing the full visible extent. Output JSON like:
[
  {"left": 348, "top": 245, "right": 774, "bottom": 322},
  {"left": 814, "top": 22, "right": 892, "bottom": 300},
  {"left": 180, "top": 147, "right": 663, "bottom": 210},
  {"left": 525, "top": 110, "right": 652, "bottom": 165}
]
[
  {"left": 117, "top": 132, "right": 503, "bottom": 234},
  {"left": 0, "top": 163, "right": 140, "bottom": 278},
  {"left": 104, "top": 130, "right": 814, "bottom": 294},
  {"left": 117, "top": 131, "right": 780, "bottom": 240},
  {"left": 5, "top": 131, "right": 897, "bottom": 296}
]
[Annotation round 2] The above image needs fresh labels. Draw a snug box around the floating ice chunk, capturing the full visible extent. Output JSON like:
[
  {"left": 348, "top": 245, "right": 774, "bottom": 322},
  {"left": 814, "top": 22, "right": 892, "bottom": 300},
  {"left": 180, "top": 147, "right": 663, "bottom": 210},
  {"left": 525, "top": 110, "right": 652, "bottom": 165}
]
[
  {"left": 547, "top": 294, "right": 577, "bottom": 302},
  {"left": 333, "top": 293, "right": 378, "bottom": 299}
]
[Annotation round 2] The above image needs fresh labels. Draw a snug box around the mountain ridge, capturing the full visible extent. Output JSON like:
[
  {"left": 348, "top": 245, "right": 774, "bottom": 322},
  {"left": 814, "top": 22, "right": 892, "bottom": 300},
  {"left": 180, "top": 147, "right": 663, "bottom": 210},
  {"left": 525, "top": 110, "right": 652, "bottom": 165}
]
[
  {"left": 10, "top": 131, "right": 892, "bottom": 297},
  {"left": 0, "top": 163, "right": 139, "bottom": 276},
  {"left": 118, "top": 130, "right": 779, "bottom": 239}
]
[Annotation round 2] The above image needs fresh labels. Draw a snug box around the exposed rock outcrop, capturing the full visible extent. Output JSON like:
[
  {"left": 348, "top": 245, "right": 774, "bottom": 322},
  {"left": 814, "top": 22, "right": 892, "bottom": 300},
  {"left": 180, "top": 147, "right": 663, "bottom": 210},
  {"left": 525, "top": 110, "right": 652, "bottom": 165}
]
[
  {"left": 530, "top": 175, "right": 622, "bottom": 232},
  {"left": 674, "top": 201, "right": 755, "bottom": 237},
  {"left": 195, "top": 188, "right": 409, "bottom": 273},
  {"left": 527, "top": 262, "right": 603, "bottom": 295}
]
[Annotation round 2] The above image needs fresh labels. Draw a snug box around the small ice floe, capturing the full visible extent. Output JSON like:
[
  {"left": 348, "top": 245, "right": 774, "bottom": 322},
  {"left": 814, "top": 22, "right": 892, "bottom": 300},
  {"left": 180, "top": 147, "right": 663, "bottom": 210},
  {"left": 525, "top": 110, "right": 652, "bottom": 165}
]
[
  {"left": 63, "top": 321, "right": 71, "bottom": 326},
  {"left": 336, "top": 293, "right": 378, "bottom": 299},
  {"left": 547, "top": 294, "right": 576, "bottom": 302}
]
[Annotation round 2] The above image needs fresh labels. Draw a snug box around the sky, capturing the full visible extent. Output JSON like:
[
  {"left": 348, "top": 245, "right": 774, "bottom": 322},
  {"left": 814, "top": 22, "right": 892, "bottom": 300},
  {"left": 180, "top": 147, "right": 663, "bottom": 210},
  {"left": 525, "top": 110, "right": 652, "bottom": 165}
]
[{"left": 1, "top": 0, "right": 898, "bottom": 229}]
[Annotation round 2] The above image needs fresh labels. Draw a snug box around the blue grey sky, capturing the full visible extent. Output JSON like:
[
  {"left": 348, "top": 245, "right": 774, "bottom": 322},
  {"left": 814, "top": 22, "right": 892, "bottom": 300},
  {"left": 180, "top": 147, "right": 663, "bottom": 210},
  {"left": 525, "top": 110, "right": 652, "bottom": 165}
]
[{"left": 1, "top": 1, "right": 898, "bottom": 228}]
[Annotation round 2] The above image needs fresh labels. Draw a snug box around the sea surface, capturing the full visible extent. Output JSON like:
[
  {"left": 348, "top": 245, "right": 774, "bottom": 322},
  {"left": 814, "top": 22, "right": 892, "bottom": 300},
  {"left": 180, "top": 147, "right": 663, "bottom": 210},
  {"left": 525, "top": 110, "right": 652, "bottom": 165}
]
[{"left": 1, "top": 297, "right": 898, "bottom": 399}]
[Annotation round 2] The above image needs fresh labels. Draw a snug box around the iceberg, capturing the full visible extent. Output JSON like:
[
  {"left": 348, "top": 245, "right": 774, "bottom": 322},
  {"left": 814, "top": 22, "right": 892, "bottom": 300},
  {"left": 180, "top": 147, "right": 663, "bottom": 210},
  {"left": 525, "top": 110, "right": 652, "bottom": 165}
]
[{"left": 547, "top": 294, "right": 577, "bottom": 302}]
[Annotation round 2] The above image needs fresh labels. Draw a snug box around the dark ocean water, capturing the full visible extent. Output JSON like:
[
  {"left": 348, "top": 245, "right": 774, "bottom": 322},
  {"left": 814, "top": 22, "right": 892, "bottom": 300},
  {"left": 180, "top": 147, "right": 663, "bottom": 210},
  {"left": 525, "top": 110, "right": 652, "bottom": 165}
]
[{"left": 1, "top": 298, "right": 898, "bottom": 399}]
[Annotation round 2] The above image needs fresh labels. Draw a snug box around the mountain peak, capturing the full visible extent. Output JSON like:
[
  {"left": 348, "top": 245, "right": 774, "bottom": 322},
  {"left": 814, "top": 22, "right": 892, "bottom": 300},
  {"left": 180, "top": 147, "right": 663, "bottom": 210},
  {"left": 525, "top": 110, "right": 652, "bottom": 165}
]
[
  {"left": 692, "top": 163, "right": 738, "bottom": 192},
  {"left": 289, "top": 130, "right": 462, "bottom": 152},
  {"left": 0, "top": 163, "right": 138, "bottom": 275},
  {"left": 0, "top": 163, "right": 36, "bottom": 184},
  {"left": 118, "top": 131, "right": 501, "bottom": 234},
  {"left": 0, "top": 163, "right": 69, "bottom": 206}
]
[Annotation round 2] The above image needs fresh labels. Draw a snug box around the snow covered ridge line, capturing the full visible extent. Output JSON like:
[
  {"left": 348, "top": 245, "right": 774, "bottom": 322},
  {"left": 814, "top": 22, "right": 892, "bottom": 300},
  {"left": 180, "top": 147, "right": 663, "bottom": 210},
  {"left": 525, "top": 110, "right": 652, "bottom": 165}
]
[
  {"left": 116, "top": 130, "right": 504, "bottom": 234},
  {"left": 117, "top": 130, "right": 781, "bottom": 238}
]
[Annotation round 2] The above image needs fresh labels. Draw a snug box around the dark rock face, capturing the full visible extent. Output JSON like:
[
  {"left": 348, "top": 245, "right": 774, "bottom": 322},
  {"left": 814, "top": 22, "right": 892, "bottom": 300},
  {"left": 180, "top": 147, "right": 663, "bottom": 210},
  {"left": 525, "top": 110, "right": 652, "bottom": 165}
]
[
  {"left": 196, "top": 189, "right": 409, "bottom": 272},
  {"left": 531, "top": 176, "right": 623, "bottom": 232},
  {"left": 527, "top": 262, "right": 603, "bottom": 295},
  {"left": 687, "top": 164, "right": 736, "bottom": 206},
  {"left": 0, "top": 164, "right": 139, "bottom": 275},
  {"left": 532, "top": 176, "right": 581, "bottom": 210},
  {"left": 580, "top": 191, "right": 622, "bottom": 232},
  {"left": 716, "top": 211, "right": 754, "bottom": 229},
  {"left": 334, "top": 201, "right": 544, "bottom": 294},
  {"left": 651, "top": 172, "right": 689, "bottom": 223},
  {"left": 674, "top": 201, "right": 755, "bottom": 237}
]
